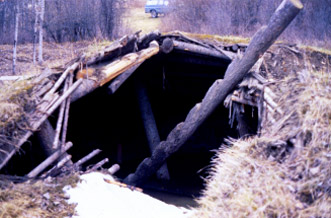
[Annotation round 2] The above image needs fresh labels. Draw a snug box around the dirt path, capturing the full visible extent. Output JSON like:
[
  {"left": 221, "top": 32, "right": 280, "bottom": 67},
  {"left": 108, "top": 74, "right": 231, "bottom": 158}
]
[{"left": 122, "top": 6, "right": 163, "bottom": 34}]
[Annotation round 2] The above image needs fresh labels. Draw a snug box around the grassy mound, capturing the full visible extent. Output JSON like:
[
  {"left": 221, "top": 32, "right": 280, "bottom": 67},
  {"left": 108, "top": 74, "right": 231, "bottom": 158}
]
[{"left": 192, "top": 48, "right": 331, "bottom": 217}]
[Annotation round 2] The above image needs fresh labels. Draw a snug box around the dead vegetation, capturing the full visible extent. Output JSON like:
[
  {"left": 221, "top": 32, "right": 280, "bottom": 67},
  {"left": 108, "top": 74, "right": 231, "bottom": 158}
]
[
  {"left": 0, "top": 174, "right": 79, "bottom": 218},
  {"left": 192, "top": 45, "right": 331, "bottom": 218}
]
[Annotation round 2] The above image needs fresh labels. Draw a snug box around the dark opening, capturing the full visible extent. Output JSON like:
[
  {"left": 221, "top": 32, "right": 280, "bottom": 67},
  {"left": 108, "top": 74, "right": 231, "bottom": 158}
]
[{"left": 2, "top": 51, "right": 258, "bottom": 206}]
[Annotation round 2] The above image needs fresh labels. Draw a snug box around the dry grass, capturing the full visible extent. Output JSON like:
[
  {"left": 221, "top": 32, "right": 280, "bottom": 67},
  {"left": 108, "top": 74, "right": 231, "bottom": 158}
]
[
  {"left": 122, "top": 7, "right": 162, "bottom": 34},
  {"left": 0, "top": 174, "right": 80, "bottom": 218},
  {"left": 192, "top": 51, "right": 331, "bottom": 217}
]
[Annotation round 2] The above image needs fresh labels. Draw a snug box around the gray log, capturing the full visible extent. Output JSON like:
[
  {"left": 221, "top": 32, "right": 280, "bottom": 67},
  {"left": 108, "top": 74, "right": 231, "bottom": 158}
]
[
  {"left": 124, "top": 0, "right": 303, "bottom": 185},
  {"left": 27, "top": 142, "right": 73, "bottom": 178},
  {"left": 173, "top": 40, "right": 231, "bottom": 61},
  {"left": 136, "top": 81, "right": 170, "bottom": 180}
]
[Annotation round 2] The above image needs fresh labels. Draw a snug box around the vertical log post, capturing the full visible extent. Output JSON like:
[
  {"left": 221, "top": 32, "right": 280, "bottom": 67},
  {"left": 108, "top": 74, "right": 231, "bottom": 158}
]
[
  {"left": 125, "top": 0, "right": 303, "bottom": 185},
  {"left": 136, "top": 80, "right": 170, "bottom": 180}
]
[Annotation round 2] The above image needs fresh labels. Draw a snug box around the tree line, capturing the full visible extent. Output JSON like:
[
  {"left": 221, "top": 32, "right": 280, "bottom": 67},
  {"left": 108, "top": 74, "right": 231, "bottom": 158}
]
[
  {"left": 0, "top": 0, "right": 121, "bottom": 45},
  {"left": 164, "top": 0, "right": 331, "bottom": 48}
]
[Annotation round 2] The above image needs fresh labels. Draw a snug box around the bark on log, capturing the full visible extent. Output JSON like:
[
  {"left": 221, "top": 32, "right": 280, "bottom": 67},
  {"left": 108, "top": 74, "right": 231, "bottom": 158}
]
[
  {"left": 27, "top": 142, "right": 73, "bottom": 178},
  {"left": 173, "top": 40, "right": 231, "bottom": 61},
  {"left": 124, "top": 0, "right": 303, "bottom": 185},
  {"left": 37, "top": 119, "right": 56, "bottom": 156},
  {"left": 136, "top": 81, "right": 170, "bottom": 180}
]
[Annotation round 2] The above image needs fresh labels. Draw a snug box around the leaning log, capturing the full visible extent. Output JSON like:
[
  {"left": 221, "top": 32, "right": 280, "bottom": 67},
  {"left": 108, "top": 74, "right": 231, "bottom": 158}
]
[
  {"left": 0, "top": 79, "right": 82, "bottom": 170},
  {"left": 124, "top": 0, "right": 303, "bottom": 185},
  {"left": 71, "top": 41, "right": 160, "bottom": 102},
  {"left": 27, "top": 142, "right": 73, "bottom": 178}
]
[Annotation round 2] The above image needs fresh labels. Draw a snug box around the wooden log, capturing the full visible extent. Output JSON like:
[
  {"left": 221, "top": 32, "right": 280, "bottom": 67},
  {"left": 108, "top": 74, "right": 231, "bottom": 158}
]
[
  {"left": 233, "top": 103, "right": 251, "bottom": 138},
  {"left": 138, "top": 30, "right": 160, "bottom": 50},
  {"left": 27, "top": 142, "right": 73, "bottom": 178},
  {"left": 0, "top": 79, "right": 82, "bottom": 170},
  {"left": 72, "top": 149, "right": 102, "bottom": 170},
  {"left": 136, "top": 80, "right": 170, "bottom": 180},
  {"left": 124, "top": 0, "right": 303, "bottom": 185},
  {"left": 108, "top": 164, "right": 120, "bottom": 175},
  {"left": 70, "top": 79, "right": 98, "bottom": 103},
  {"left": 107, "top": 64, "right": 142, "bottom": 95},
  {"left": 52, "top": 77, "right": 68, "bottom": 149},
  {"left": 85, "top": 34, "right": 138, "bottom": 66},
  {"left": 173, "top": 40, "right": 231, "bottom": 61},
  {"left": 71, "top": 41, "right": 159, "bottom": 102},
  {"left": 61, "top": 73, "right": 74, "bottom": 147},
  {"left": 47, "top": 62, "right": 79, "bottom": 95},
  {"left": 37, "top": 119, "right": 56, "bottom": 156},
  {"left": 42, "top": 154, "right": 72, "bottom": 177},
  {"left": 87, "top": 158, "right": 109, "bottom": 172},
  {"left": 160, "top": 38, "right": 174, "bottom": 54},
  {"left": 100, "top": 41, "right": 159, "bottom": 86}
]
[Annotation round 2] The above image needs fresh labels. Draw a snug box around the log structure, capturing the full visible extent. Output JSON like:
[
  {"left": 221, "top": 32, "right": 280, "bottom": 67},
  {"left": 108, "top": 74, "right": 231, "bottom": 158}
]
[
  {"left": 0, "top": 0, "right": 303, "bottom": 185},
  {"left": 124, "top": 0, "right": 303, "bottom": 185}
]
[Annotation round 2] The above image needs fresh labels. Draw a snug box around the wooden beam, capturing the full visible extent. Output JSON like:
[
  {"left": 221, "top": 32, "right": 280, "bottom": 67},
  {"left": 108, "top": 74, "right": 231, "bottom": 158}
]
[
  {"left": 107, "top": 64, "right": 142, "bottom": 95},
  {"left": 100, "top": 41, "right": 159, "bottom": 86},
  {"left": 124, "top": 0, "right": 303, "bottom": 185},
  {"left": 173, "top": 40, "right": 231, "bottom": 61},
  {"left": 136, "top": 80, "right": 170, "bottom": 180}
]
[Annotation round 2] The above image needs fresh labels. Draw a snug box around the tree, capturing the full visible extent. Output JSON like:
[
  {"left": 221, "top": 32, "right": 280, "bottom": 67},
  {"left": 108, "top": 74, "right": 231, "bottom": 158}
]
[
  {"left": 32, "top": 0, "right": 38, "bottom": 65},
  {"left": 12, "top": 0, "right": 19, "bottom": 75},
  {"left": 38, "top": 0, "right": 44, "bottom": 64}
]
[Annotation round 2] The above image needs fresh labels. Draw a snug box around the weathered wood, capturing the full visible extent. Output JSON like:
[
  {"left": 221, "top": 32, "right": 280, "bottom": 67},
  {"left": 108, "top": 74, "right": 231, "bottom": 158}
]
[
  {"left": 160, "top": 38, "right": 174, "bottom": 54},
  {"left": 136, "top": 81, "right": 170, "bottom": 180},
  {"left": 108, "top": 164, "right": 120, "bottom": 175},
  {"left": 85, "top": 34, "right": 138, "bottom": 66},
  {"left": 233, "top": 103, "right": 251, "bottom": 138},
  {"left": 100, "top": 41, "right": 159, "bottom": 86},
  {"left": 72, "top": 149, "right": 102, "bottom": 170},
  {"left": 107, "top": 64, "right": 142, "bottom": 95},
  {"left": 0, "top": 79, "right": 82, "bottom": 170},
  {"left": 70, "top": 79, "right": 98, "bottom": 102},
  {"left": 138, "top": 30, "right": 160, "bottom": 50},
  {"left": 231, "top": 95, "right": 257, "bottom": 107},
  {"left": 71, "top": 41, "right": 159, "bottom": 102},
  {"left": 87, "top": 158, "right": 109, "bottom": 172},
  {"left": 37, "top": 119, "right": 56, "bottom": 156},
  {"left": 27, "top": 142, "right": 73, "bottom": 178},
  {"left": 52, "top": 77, "right": 68, "bottom": 149},
  {"left": 173, "top": 40, "right": 231, "bottom": 61},
  {"left": 124, "top": 0, "right": 303, "bottom": 185},
  {"left": 61, "top": 73, "right": 73, "bottom": 147},
  {"left": 47, "top": 62, "right": 79, "bottom": 95},
  {"left": 42, "top": 154, "right": 72, "bottom": 177}
]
